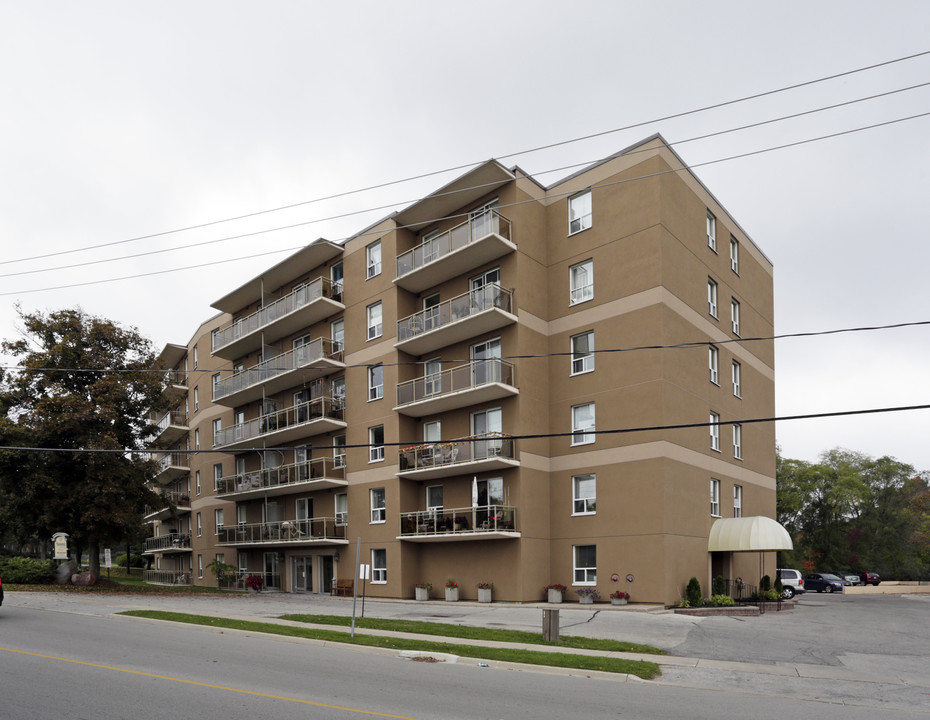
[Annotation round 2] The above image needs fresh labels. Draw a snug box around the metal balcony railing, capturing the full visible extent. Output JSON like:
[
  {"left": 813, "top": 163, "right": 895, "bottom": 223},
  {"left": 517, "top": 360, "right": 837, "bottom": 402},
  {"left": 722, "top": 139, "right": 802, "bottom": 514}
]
[
  {"left": 215, "top": 457, "right": 345, "bottom": 496},
  {"left": 400, "top": 504, "right": 516, "bottom": 536},
  {"left": 143, "top": 569, "right": 191, "bottom": 585},
  {"left": 398, "top": 433, "right": 515, "bottom": 473},
  {"left": 154, "top": 410, "right": 188, "bottom": 433},
  {"left": 396, "top": 208, "right": 512, "bottom": 278},
  {"left": 155, "top": 452, "right": 189, "bottom": 473},
  {"left": 212, "top": 339, "right": 343, "bottom": 402},
  {"left": 143, "top": 534, "right": 192, "bottom": 553},
  {"left": 220, "top": 570, "right": 282, "bottom": 590},
  {"left": 163, "top": 369, "right": 188, "bottom": 388},
  {"left": 217, "top": 519, "right": 346, "bottom": 545},
  {"left": 214, "top": 396, "right": 344, "bottom": 448},
  {"left": 397, "top": 284, "right": 513, "bottom": 343},
  {"left": 211, "top": 277, "right": 343, "bottom": 353},
  {"left": 396, "top": 358, "right": 514, "bottom": 407},
  {"left": 144, "top": 490, "right": 191, "bottom": 516}
]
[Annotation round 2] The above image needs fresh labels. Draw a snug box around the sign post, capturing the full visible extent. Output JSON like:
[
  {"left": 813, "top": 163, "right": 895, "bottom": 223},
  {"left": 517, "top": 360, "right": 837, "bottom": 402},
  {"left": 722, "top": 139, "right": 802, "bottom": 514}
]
[
  {"left": 104, "top": 548, "right": 112, "bottom": 579},
  {"left": 359, "top": 564, "right": 370, "bottom": 618}
]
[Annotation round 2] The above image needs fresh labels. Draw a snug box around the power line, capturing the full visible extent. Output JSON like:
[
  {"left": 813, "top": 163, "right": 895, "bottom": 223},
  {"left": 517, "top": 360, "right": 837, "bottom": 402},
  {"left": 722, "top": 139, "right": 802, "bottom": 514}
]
[
  {"left": 4, "top": 79, "right": 929, "bottom": 281},
  {"left": 2, "top": 403, "right": 929, "bottom": 455},
  {"left": 4, "top": 109, "right": 930, "bottom": 299},
  {"left": 2, "top": 49, "right": 927, "bottom": 268}
]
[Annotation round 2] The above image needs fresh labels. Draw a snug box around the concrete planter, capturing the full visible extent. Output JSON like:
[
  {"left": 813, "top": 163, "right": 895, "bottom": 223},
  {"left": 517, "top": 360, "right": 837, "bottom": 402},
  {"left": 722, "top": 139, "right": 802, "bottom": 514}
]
[
  {"left": 415, "top": 587, "right": 429, "bottom": 601},
  {"left": 611, "top": 598, "right": 628, "bottom": 606},
  {"left": 547, "top": 589, "right": 564, "bottom": 604},
  {"left": 579, "top": 595, "right": 594, "bottom": 605},
  {"left": 445, "top": 587, "right": 459, "bottom": 602},
  {"left": 478, "top": 587, "right": 492, "bottom": 603}
]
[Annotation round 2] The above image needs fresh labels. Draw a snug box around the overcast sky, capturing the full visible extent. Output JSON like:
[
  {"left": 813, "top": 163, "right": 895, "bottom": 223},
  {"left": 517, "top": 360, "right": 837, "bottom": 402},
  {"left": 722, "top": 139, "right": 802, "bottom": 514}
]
[{"left": 1, "top": 1, "right": 928, "bottom": 472}]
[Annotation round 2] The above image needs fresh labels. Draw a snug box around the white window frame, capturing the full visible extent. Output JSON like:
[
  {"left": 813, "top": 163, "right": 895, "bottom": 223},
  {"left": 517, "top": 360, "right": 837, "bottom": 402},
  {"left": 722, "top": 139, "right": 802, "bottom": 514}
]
[
  {"left": 196, "top": 512, "right": 202, "bottom": 537},
  {"left": 195, "top": 470, "right": 201, "bottom": 496},
  {"left": 709, "top": 411, "right": 720, "bottom": 451},
  {"left": 213, "top": 463, "right": 222, "bottom": 491},
  {"left": 731, "top": 298, "right": 740, "bottom": 336},
  {"left": 331, "top": 318, "right": 345, "bottom": 352},
  {"left": 212, "top": 419, "right": 221, "bottom": 447},
  {"left": 569, "top": 259, "right": 594, "bottom": 305},
  {"left": 426, "top": 485, "right": 444, "bottom": 511},
  {"left": 570, "top": 330, "right": 595, "bottom": 375},
  {"left": 706, "top": 210, "right": 717, "bottom": 251},
  {"left": 370, "top": 488, "right": 386, "bottom": 523},
  {"left": 212, "top": 373, "right": 221, "bottom": 397},
  {"left": 732, "top": 361, "right": 741, "bottom": 397},
  {"left": 368, "top": 364, "right": 383, "bottom": 401},
  {"left": 214, "top": 508, "right": 224, "bottom": 534},
  {"left": 708, "top": 278, "right": 718, "bottom": 318},
  {"left": 733, "top": 484, "right": 743, "bottom": 518},
  {"left": 197, "top": 554, "right": 203, "bottom": 579},
  {"left": 335, "top": 492, "right": 348, "bottom": 526},
  {"left": 571, "top": 402, "right": 596, "bottom": 446},
  {"left": 733, "top": 423, "right": 742, "bottom": 460},
  {"left": 366, "top": 239, "right": 382, "bottom": 279},
  {"left": 711, "top": 478, "right": 721, "bottom": 517},
  {"left": 730, "top": 236, "right": 739, "bottom": 274},
  {"left": 568, "top": 189, "right": 592, "bottom": 235},
  {"left": 709, "top": 345, "right": 719, "bottom": 385},
  {"left": 371, "top": 548, "right": 387, "bottom": 584},
  {"left": 193, "top": 346, "right": 198, "bottom": 370},
  {"left": 367, "top": 301, "right": 382, "bottom": 341},
  {"left": 369, "top": 425, "right": 384, "bottom": 463},
  {"left": 194, "top": 428, "right": 200, "bottom": 450},
  {"left": 572, "top": 474, "right": 596, "bottom": 515},
  {"left": 194, "top": 386, "right": 199, "bottom": 412},
  {"left": 573, "top": 544, "right": 596, "bottom": 585},
  {"left": 333, "top": 434, "right": 346, "bottom": 469}
]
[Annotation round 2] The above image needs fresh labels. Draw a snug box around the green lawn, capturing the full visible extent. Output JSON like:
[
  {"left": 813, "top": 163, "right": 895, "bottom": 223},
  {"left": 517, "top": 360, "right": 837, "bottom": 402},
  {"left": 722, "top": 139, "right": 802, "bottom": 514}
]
[{"left": 121, "top": 611, "right": 662, "bottom": 680}]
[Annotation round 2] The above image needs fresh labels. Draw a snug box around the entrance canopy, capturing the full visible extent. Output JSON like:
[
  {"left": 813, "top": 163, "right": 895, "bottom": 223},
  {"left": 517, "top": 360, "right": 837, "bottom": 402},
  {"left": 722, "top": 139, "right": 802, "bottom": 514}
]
[{"left": 708, "top": 516, "right": 793, "bottom": 552}]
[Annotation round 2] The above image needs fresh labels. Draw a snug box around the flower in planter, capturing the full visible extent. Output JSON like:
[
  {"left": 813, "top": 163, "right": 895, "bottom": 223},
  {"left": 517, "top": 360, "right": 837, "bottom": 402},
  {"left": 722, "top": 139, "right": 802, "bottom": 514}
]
[
  {"left": 575, "top": 587, "right": 601, "bottom": 600},
  {"left": 476, "top": 582, "right": 493, "bottom": 589},
  {"left": 445, "top": 578, "right": 458, "bottom": 589},
  {"left": 544, "top": 583, "right": 567, "bottom": 594},
  {"left": 610, "top": 590, "right": 630, "bottom": 600},
  {"left": 244, "top": 574, "right": 264, "bottom": 592}
]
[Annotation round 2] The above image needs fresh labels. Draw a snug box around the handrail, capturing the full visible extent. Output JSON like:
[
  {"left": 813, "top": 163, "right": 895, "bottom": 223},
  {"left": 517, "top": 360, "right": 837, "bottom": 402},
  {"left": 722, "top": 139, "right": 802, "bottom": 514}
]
[
  {"left": 215, "top": 457, "right": 345, "bottom": 495},
  {"left": 155, "top": 452, "right": 189, "bottom": 472},
  {"left": 398, "top": 432, "right": 515, "bottom": 472},
  {"left": 400, "top": 504, "right": 516, "bottom": 535},
  {"left": 217, "top": 519, "right": 346, "bottom": 544},
  {"left": 396, "top": 208, "right": 511, "bottom": 278},
  {"left": 212, "top": 276, "right": 343, "bottom": 352},
  {"left": 214, "top": 395, "right": 344, "bottom": 447},
  {"left": 143, "top": 534, "right": 192, "bottom": 552},
  {"left": 154, "top": 410, "right": 188, "bottom": 433},
  {"left": 397, "top": 284, "right": 513, "bottom": 343},
  {"left": 396, "top": 358, "right": 514, "bottom": 407}
]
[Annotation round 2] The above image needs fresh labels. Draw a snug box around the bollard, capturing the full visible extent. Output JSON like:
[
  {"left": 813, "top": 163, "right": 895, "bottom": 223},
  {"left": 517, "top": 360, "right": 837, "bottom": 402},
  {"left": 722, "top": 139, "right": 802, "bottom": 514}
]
[{"left": 542, "top": 608, "right": 559, "bottom": 642}]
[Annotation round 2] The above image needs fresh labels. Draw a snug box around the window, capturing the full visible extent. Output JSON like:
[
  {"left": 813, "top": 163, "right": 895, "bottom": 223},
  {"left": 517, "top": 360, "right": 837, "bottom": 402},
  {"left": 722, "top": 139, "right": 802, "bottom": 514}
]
[
  {"left": 196, "top": 512, "right": 202, "bottom": 537},
  {"left": 422, "top": 294, "right": 441, "bottom": 332},
  {"left": 371, "top": 549, "right": 387, "bottom": 583},
  {"left": 330, "top": 261, "right": 344, "bottom": 299},
  {"left": 333, "top": 434, "right": 346, "bottom": 468},
  {"left": 731, "top": 298, "right": 740, "bottom": 335},
  {"left": 214, "top": 509, "right": 224, "bottom": 533},
  {"left": 331, "top": 318, "right": 345, "bottom": 352},
  {"left": 571, "top": 331, "right": 594, "bottom": 375},
  {"left": 367, "top": 301, "right": 382, "bottom": 340},
  {"left": 197, "top": 554, "right": 203, "bottom": 579},
  {"left": 568, "top": 190, "right": 592, "bottom": 234},
  {"left": 571, "top": 402, "right": 595, "bottom": 446},
  {"left": 194, "top": 428, "right": 200, "bottom": 450},
  {"left": 237, "top": 504, "right": 247, "bottom": 526},
  {"left": 370, "top": 488, "right": 386, "bottom": 523},
  {"left": 730, "top": 236, "right": 739, "bottom": 273},
  {"left": 195, "top": 470, "right": 201, "bottom": 496},
  {"left": 709, "top": 411, "right": 720, "bottom": 451},
  {"left": 573, "top": 474, "right": 596, "bottom": 514},
  {"left": 212, "top": 373, "right": 221, "bottom": 398},
  {"left": 711, "top": 479, "right": 721, "bottom": 516},
  {"left": 368, "top": 364, "right": 383, "bottom": 401},
  {"left": 213, "top": 463, "right": 222, "bottom": 491},
  {"left": 335, "top": 492, "right": 348, "bottom": 526},
  {"left": 732, "top": 361, "right": 741, "bottom": 397},
  {"left": 212, "top": 419, "right": 222, "bottom": 447},
  {"left": 733, "top": 423, "right": 742, "bottom": 460},
  {"left": 570, "top": 259, "right": 593, "bottom": 305},
  {"left": 733, "top": 485, "right": 743, "bottom": 518},
  {"left": 706, "top": 210, "right": 717, "bottom": 251},
  {"left": 707, "top": 279, "right": 718, "bottom": 318},
  {"left": 194, "top": 386, "right": 199, "bottom": 412},
  {"left": 423, "top": 357, "right": 442, "bottom": 396},
  {"left": 709, "top": 345, "right": 719, "bottom": 384},
  {"left": 423, "top": 420, "right": 441, "bottom": 444},
  {"left": 366, "top": 240, "right": 382, "bottom": 279},
  {"left": 426, "top": 485, "right": 443, "bottom": 511},
  {"left": 573, "top": 544, "right": 596, "bottom": 584},
  {"left": 369, "top": 425, "right": 384, "bottom": 463},
  {"left": 193, "top": 346, "right": 198, "bottom": 370}
]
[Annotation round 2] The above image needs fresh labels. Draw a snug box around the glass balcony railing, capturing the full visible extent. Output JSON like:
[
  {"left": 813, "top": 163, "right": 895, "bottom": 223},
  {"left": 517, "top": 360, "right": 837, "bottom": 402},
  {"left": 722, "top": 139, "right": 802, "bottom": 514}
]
[
  {"left": 214, "top": 396, "right": 344, "bottom": 448},
  {"left": 396, "top": 358, "right": 514, "bottom": 407},
  {"left": 154, "top": 452, "right": 189, "bottom": 474},
  {"left": 398, "top": 432, "right": 515, "bottom": 473},
  {"left": 211, "top": 277, "right": 343, "bottom": 353},
  {"left": 215, "top": 457, "right": 345, "bottom": 496},
  {"left": 154, "top": 410, "right": 188, "bottom": 433},
  {"left": 143, "top": 534, "right": 192, "bottom": 553},
  {"left": 400, "top": 504, "right": 516, "bottom": 536},
  {"left": 217, "top": 519, "right": 346, "bottom": 545},
  {"left": 396, "top": 208, "right": 512, "bottom": 278},
  {"left": 212, "top": 339, "right": 343, "bottom": 402},
  {"left": 397, "top": 284, "right": 513, "bottom": 344}
]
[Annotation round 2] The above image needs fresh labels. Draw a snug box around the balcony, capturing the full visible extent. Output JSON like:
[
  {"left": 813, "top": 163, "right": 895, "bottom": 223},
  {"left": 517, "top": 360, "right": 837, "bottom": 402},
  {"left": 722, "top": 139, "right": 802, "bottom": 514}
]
[
  {"left": 214, "top": 397, "right": 346, "bottom": 451},
  {"left": 144, "top": 490, "right": 191, "bottom": 522},
  {"left": 211, "top": 277, "right": 345, "bottom": 360},
  {"left": 395, "top": 209, "right": 515, "bottom": 293},
  {"left": 150, "top": 410, "right": 189, "bottom": 448},
  {"left": 397, "top": 433, "right": 518, "bottom": 480},
  {"left": 394, "top": 358, "right": 518, "bottom": 417},
  {"left": 395, "top": 284, "right": 516, "bottom": 356},
  {"left": 215, "top": 457, "right": 347, "bottom": 500},
  {"left": 162, "top": 369, "right": 188, "bottom": 400},
  {"left": 398, "top": 505, "right": 519, "bottom": 542},
  {"left": 216, "top": 519, "right": 348, "bottom": 548},
  {"left": 212, "top": 339, "right": 344, "bottom": 407},
  {"left": 143, "top": 569, "right": 191, "bottom": 586},
  {"left": 153, "top": 452, "right": 190, "bottom": 484},
  {"left": 142, "top": 533, "right": 192, "bottom": 554}
]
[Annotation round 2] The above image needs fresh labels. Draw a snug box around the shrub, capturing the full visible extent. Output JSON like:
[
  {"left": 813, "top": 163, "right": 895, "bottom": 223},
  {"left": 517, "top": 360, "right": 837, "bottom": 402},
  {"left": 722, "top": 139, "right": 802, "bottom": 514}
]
[
  {"left": 760, "top": 574, "right": 772, "bottom": 592},
  {"left": 115, "top": 553, "right": 145, "bottom": 568},
  {"left": 712, "top": 576, "right": 726, "bottom": 596},
  {"left": 708, "top": 594, "right": 735, "bottom": 607},
  {"left": 0, "top": 557, "right": 56, "bottom": 584},
  {"left": 773, "top": 576, "right": 783, "bottom": 594},
  {"left": 686, "top": 577, "right": 702, "bottom": 607}
]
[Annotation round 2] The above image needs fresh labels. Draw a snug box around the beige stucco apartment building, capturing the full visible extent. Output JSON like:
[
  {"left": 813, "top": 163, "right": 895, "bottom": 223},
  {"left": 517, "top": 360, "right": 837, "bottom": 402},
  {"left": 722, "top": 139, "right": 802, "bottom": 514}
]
[{"left": 143, "top": 134, "right": 777, "bottom": 606}]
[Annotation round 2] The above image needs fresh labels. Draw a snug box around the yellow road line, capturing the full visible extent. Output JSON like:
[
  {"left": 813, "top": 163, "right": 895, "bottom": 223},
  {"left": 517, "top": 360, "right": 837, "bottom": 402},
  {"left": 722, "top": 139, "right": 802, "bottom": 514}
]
[{"left": 0, "top": 645, "right": 423, "bottom": 719}]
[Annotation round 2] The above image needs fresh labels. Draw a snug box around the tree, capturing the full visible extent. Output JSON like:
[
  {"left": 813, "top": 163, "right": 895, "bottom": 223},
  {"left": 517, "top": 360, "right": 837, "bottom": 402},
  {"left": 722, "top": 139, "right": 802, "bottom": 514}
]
[{"left": 0, "top": 307, "right": 165, "bottom": 575}]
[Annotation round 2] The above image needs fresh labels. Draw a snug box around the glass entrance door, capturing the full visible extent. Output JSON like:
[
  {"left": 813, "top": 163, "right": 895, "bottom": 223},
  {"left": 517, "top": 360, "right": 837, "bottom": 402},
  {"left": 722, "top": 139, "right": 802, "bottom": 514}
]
[
  {"left": 320, "top": 555, "right": 335, "bottom": 595},
  {"left": 293, "top": 557, "right": 312, "bottom": 592}
]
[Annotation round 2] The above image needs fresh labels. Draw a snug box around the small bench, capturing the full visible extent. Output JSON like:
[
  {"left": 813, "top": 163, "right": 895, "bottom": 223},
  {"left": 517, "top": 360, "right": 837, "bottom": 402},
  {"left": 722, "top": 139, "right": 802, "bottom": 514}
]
[{"left": 332, "top": 578, "right": 354, "bottom": 597}]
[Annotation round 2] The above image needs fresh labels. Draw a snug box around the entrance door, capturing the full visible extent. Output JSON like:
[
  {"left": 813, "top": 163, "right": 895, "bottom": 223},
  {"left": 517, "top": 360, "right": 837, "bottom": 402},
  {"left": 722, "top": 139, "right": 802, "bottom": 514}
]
[
  {"left": 471, "top": 338, "right": 501, "bottom": 387},
  {"left": 293, "top": 557, "right": 312, "bottom": 592},
  {"left": 475, "top": 477, "right": 504, "bottom": 528},
  {"left": 320, "top": 555, "right": 335, "bottom": 595},
  {"left": 263, "top": 552, "right": 279, "bottom": 589},
  {"left": 471, "top": 407, "right": 502, "bottom": 459}
]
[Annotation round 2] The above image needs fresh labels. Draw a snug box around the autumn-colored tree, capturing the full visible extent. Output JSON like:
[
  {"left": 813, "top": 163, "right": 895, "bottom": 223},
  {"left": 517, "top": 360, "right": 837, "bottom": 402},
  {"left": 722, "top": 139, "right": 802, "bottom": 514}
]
[{"left": 0, "top": 307, "right": 165, "bottom": 575}]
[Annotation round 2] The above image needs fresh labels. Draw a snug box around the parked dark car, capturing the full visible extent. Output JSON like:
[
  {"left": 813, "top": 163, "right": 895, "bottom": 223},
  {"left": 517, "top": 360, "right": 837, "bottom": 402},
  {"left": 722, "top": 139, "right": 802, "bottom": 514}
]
[
  {"left": 859, "top": 572, "right": 881, "bottom": 586},
  {"left": 829, "top": 571, "right": 861, "bottom": 586},
  {"left": 804, "top": 573, "right": 845, "bottom": 593}
]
